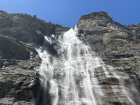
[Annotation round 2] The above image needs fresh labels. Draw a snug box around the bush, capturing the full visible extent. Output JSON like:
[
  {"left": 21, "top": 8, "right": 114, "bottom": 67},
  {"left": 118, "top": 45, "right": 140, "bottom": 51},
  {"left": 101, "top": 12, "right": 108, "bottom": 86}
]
[
  {"left": 127, "top": 39, "right": 131, "bottom": 43},
  {"left": 33, "top": 15, "right": 37, "bottom": 18}
]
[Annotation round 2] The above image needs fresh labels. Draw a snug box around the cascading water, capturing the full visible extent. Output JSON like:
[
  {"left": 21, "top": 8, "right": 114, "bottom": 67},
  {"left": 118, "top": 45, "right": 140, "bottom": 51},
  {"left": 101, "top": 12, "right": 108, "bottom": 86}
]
[{"left": 36, "top": 26, "right": 140, "bottom": 105}]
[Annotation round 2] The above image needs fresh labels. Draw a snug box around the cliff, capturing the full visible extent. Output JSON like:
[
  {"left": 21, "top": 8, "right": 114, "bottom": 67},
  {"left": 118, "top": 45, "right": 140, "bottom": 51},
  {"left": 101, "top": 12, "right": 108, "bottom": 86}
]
[
  {"left": 76, "top": 11, "right": 140, "bottom": 104},
  {"left": 77, "top": 11, "right": 140, "bottom": 80},
  {"left": 0, "top": 10, "right": 69, "bottom": 105},
  {"left": 0, "top": 10, "right": 140, "bottom": 105}
]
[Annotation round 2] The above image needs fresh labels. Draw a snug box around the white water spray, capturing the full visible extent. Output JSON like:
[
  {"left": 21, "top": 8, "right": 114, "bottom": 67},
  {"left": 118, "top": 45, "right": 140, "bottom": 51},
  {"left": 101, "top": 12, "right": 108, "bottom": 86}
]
[{"left": 36, "top": 26, "right": 139, "bottom": 105}]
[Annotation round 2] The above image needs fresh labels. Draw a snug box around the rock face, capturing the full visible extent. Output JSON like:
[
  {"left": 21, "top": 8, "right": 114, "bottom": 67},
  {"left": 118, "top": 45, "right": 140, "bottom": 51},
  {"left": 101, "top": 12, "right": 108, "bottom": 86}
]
[
  {"left": 77, "top": 11, "right": 140, "bottom": 80},
  {"left": 76, "top": 11, "right": 140, "bottom": 104},
  {"left": 0, "top": 10, "right": 69, "bottom": 105},
  {"left": 0, "top": 10, "right": 140, "bottom": 105}
]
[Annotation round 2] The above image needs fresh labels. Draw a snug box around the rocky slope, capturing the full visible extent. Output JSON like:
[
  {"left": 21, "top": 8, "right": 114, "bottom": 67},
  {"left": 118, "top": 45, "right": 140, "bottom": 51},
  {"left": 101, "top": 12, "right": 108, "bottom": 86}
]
[
  {"left": 76, "top": 11, "right": 140, "bottom": 105},
  {"left": 0, "top": 10, "right": 69, "bottom": 105},
  {"left": 76, "top": 11, "right": 140, "bottom": 104},
  {"left": 77, "top": 11, "right": 140, "bottom": 81},
  {"left": 0, "top": 10, "right": 140, "bottom": 105}
]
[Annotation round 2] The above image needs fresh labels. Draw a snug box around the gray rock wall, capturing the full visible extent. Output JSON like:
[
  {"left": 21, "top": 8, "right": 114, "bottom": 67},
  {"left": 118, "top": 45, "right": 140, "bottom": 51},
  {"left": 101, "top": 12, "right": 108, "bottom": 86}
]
[
  {"left": 0, "top": 10, "right": 69, "bottom": 105},
  {"left": 77, "top": 11, "right": 140, "bottom": 100}
]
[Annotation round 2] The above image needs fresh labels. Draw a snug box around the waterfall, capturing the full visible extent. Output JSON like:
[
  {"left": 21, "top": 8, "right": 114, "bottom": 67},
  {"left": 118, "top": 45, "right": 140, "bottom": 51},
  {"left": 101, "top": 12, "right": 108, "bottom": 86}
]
[{"left": 36, "top": 26, "right": 140, "bottom": 105}]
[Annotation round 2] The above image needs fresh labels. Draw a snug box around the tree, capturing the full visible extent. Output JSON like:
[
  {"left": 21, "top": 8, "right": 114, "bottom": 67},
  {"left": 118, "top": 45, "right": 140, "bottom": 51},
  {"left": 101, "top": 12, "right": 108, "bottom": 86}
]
[
  {"left": 49, "top": 21, "right": 52, "bottom": 24},
  {"left": 33, "top": 15, "right": 37, "bottom": 18}
]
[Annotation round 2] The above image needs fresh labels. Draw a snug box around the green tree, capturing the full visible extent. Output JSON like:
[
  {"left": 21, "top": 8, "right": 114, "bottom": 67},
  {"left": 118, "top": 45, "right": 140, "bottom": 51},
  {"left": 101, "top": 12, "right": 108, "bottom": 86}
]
[{"left": 33, "top": 15, "right": 37, "bottom": 18}]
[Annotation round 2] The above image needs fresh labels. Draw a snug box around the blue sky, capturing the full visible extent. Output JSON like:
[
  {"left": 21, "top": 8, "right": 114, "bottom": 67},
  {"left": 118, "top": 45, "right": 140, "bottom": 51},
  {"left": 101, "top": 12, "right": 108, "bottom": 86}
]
[{"left": 0, "top": 0, "right": 140, "bottom": 28}]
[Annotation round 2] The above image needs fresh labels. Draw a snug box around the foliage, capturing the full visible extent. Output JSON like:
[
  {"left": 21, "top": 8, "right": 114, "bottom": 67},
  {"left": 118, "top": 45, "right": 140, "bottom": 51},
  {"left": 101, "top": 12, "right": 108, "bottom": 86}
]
[
  {"left": 33, "top": 15, "right": 37, "bottom": 18},
  {"left": 127, "top": 39, "right": 131, "bottom": 43}
]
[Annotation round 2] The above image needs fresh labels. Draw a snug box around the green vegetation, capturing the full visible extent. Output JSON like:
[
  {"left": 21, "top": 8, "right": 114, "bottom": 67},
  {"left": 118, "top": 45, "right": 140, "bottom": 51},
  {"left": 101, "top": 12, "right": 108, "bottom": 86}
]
[
  {"left": 127, "top": 39, "right": 131, "bottom": 43},
  {"left": 33, "top": 15, "right": 37, "bottom": 18}
]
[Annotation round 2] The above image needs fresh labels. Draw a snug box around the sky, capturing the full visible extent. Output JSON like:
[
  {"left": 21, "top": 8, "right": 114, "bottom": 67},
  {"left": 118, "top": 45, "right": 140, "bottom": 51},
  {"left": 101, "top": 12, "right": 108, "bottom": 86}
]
[{"left": 0, "top": 0, "right": 140, "bottom": 28}]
